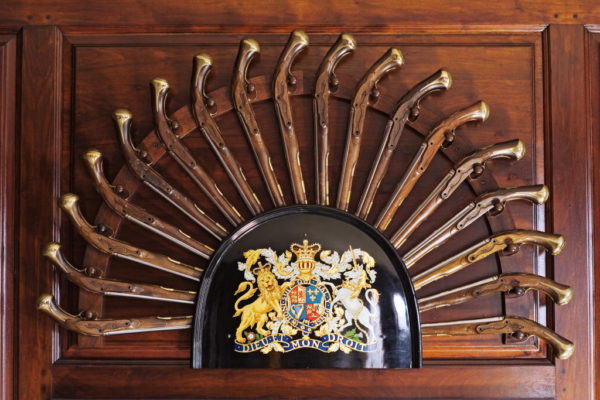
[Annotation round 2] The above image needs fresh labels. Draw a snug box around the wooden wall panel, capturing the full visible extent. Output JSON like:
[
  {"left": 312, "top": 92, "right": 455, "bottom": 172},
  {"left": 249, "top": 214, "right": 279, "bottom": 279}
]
[
  {"left": 18, "top": 26, "right": 64, "bottom": 400},
  {"left": 0, "top": 33, "right": 16, "bottom": 400},
  {"left": 547, "top": 25, "right": 594, "bottom": 398},
  {"left": 50, "top": 31, "right": 548, "bottom": 364},
  {"left": 2, "top": 3, "right": 598, "bottom": 399}
]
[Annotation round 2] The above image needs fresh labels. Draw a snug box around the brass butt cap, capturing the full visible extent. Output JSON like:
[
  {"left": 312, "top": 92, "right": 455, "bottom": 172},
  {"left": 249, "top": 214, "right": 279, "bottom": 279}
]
[
  {"left": 60, "top": 193, "right": 79, "bottom": 212},
  {"left": 478, "top": 101, "right": 490, "bottom": 122},
  {"left": 151, "top": 77, "right": 169, "bottom": 91},
  {"left": 388, "top": 48, "right": 404, "bottom": 65},
  {"left": 339, "top": 33, "right": 357, "bottom": 50},
  {"left": 43, "top": 242, "right": 61, "bottom": 259},
  {"left": 37, "top": 293, "right": 54, "bottom": 312},
  {"left": 291, "top": 29, "right": 309, "bottom": 46},
  {"left": 83, "top": 149, "right": 102, "bottom": 165},
  {"left": 113, "top": 108, "right": 132, "bottom": 123},
  {"left": 194, "top": 54, "right": 213, "bottom": 68},
  {"left": 439, "top": 69, "right": 452, "bottom": 89},
  {"left": 241, "top": 38, "right": 260, "bottom": 54}
]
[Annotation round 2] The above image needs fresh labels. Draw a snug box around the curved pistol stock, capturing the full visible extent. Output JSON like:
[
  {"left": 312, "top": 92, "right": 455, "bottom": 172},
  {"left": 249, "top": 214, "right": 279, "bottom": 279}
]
[
  {"left": 84, "top": 150, "right": 217, "bottom": 256},
  {"left": 151, "top": 78, "right": 243, "bottom": 226},
  {"left": 274, "top": 30, "right": 309, "bottom": 204},
  {"left": 356, "top": 69, "right": 452, "bottom": 219},
  {"left": 421, "top": 316, "right": 574, "bottom": 360},
  {"left": 374, "top": 100, "right": 488, "bottom": 227},
  {"left": 43, "top": 243, "right": 197, "bottom": 304},
  {"left": 410, "top": 229, "right": 565, "bottom": 290},
  {"left": 37, "top": 294, "right": 192, "bottom": 336},
  {"left": 389, "top": 139, "right": 526, "bottom": 247},
  {"left": 232, "top": 38, "right": 285, "bottom": 207},
  {"left": 418, "top": 272, "right": 572, "bottom": 312},
  {"left": 114, "top": 109, "right": 222, "bottom": 232},
  {"left": 404, "top": 184, "right": 549, "bottom": 263},
  {"left": 314, "top": 33, "right": 356, "bottom": 206},
  {"left": 192, "top": 54, "right": 263, "bottom": 216},
  {"left": 336, "top": 48, "right": 404, "bottom": 211},
  {"left": 60, "top": 193, "right": 203, "bottom": 280}
]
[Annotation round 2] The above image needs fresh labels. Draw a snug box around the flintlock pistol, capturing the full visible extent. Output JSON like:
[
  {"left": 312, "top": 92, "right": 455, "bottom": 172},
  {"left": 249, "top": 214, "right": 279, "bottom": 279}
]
[
  {"left": 356, "top": 69, "right": 452, "bottom": 219},
  {"left": 336, "top": 48, "right": 404, "bottom": 211},
  {"left": 374, "top": 101, "right": 488, "bottom": 228},
  {"left": 418, "top": 272, "right": 572, "bottom": 312},
  {"left": 410, "top": 229, "right": 565, "bottom": 289},
  {"left": 314, "top": 33, "right": 356, "bottom": 206},
  {"left": 192, "top": 54, "right": 264, "bottom": 216},
  {"left": 44, "top": 243, "right": 196, "bottom": 304}
]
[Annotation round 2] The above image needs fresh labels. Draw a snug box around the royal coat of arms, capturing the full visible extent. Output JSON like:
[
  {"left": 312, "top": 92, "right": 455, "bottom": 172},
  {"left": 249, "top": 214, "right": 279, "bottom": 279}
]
[{"left": 233, "top": 239, "right": 380, "bottom": 354}]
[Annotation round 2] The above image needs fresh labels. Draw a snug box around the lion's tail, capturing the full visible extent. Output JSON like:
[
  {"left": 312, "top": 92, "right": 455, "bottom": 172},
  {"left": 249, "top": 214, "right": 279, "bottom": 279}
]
[{"left": 233, "top": 281, "right": 256, "bottom": 317}]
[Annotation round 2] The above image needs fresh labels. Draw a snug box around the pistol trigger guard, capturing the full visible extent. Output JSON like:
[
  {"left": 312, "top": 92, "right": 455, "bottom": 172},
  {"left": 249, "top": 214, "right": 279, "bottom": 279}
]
[
  {"left": 506, "top": 285, "right": 527, "bottom": 298},
  {"left": 509, "top": 331, "right": 530, "bottom": 342},
  {"left": 442, "top": 130, "right": 456, "bottom": 149},
  {"left": 409, "top": 104, "right": 420, "bottom": 121},
  {"left": 329, "top": 72, "right": 340, "bottom": 92},
  {"left": 470, "top": 162, "right": 486, "bottom": 179},
  {"left": 487, "top": 199, "right": 505, "bottom": 216},
  {"left": 369, "top": 85, "right": 381, "bottom": 103},
  {"left": 167, "top": 117, "right": 179, "bottom": 131},
  {"left": 245, "top": 80, "right": 256, "bottom": 99},
  {"left": 94, "top": 223, "right": 113, "bottom": 237},
  {"left": 287, "top": 70, "right": 297, "bottom": 88},
  {"left": 501, "top": 240, "right": 521, "bottom": 256}
]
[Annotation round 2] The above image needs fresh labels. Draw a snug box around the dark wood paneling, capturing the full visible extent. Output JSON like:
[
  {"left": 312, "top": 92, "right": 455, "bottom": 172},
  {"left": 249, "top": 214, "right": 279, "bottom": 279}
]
[
  {"left": 0, "top": 33, "right": 16, "bottom": 400},
  {"left": 588, "top": 26, "right": 600, "bottom": 400},
  {"left": 18, "top": 26, "right": 64, "bottom": 399},
  {"left": 546, "top": 25, "right": 594, "bottom": 399},
  {"left": 52, "top": 364, "right": 556, "bottom": 399},
  {"left": 0, "top": 1, "right": 598, "bottom": 27},
  {"left": 1, "top": 4, "right": 598, "bottom": 399},
  {"left": 54, "top": 31, "right": 546, "bottom": 363}
]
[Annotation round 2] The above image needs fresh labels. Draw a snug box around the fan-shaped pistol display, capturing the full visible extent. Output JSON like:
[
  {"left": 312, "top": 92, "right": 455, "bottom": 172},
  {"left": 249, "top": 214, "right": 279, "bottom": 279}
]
[{"left": 37, "top": 30, "right": 574, "bottom": 367}]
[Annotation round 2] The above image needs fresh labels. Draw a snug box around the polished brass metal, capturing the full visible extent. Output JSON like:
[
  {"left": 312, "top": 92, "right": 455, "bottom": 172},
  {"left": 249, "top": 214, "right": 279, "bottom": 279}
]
[
  {"left": 274, "top": 30, "right": 309, "bottom": 204},
  {"left": 114, "top": 109, "right": 224, "bottom": 233},
  {"left": 418, "top": 272, "right": 572, "bottom": 312},
  {"left": 389, "top": 139, "right": 526, "bottom": 247},
  {"left": 60, "top": 194, "right": 204, "bottom": 280},
  {"left": 192, "top": 54, "right": 263, "bottom": 216},
  {"left": 84, "top": 150, "right": 216, "bottom": 257},
  {"left": 356, "top": 70, "right": 452, "bottom": 219},
  {"left": 44, "top": 243, "right": 197, "bottom": 304},
  {"left": 411, "top": 229, "right": 565, "bottom": 289},
  {"left": 374, "top": 101, "right": 488, "bottom": 228},
  {"left": 232, "top": 38, "right": 285, "bottom": 207},
  {"left": 336, "top": 48, "right": 404, "bottom": 211},
  {"left": 314, "top": 33, "right": 356, "bottom": 206},
  {"left": 421, "top": 316, "right": 574, "bottom": 360},
  {"left": 151, "top": 78, "right": 243, "bottom": 226},
  {"left": 403, "top": 184, "right": 549, "bottom": 262},
  {"left": 37, "top": 294, "right": 192, "bottom": 336}
]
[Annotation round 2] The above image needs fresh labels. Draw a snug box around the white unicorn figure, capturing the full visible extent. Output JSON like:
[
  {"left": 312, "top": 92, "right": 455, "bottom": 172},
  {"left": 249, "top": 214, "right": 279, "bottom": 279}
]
[{"left": 330, "top": 247, "right": 379, "bottom": 342}]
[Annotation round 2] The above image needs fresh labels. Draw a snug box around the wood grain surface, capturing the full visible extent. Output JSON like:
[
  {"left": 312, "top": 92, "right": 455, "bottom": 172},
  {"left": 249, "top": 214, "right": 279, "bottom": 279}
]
[{"left": 1, "top": 3, "right": 598, "bottom": 399}]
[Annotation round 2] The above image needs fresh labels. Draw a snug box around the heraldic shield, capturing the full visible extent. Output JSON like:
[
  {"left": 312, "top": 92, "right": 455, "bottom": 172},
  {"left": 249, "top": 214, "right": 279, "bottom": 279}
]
[{"left": 193, "top": 206, "right": 421, "bottom": 368}]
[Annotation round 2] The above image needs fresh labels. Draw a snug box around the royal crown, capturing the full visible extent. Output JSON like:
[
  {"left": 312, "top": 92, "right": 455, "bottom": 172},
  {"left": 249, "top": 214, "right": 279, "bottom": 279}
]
[{"left": 291, "top": 240, "right": 321, "bottom": 263}]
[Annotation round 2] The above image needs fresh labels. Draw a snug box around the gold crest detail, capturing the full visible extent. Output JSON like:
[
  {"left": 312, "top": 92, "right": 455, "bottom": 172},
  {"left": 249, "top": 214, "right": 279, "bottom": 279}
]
[{"left": 233, "top": 240, "right": 379, "bottom": 354}]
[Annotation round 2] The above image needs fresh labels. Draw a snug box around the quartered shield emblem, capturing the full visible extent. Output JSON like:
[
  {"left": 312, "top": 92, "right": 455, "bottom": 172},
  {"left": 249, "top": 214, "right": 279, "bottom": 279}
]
[
  {"left": 284, "top": 282, "right": 330, "bottom": 332},
  {"left": 233, "top": 239, "right": 380, "bottom": 354}
]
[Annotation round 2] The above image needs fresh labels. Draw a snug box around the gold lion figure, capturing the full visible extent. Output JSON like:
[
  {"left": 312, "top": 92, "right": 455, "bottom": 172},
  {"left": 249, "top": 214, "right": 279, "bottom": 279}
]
[{"left": 233, "top": 263, "right": 289, "bottom": 343}]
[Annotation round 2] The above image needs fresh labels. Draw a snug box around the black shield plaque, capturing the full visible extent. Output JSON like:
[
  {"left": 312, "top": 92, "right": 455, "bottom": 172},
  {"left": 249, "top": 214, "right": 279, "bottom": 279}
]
[{"left": 192, "top": 205, "right": 421, "bottom": 368}]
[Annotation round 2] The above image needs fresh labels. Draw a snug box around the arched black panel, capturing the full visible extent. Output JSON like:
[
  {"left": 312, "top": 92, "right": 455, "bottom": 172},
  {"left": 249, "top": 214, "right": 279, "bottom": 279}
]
[{"left": 193, "top": 205, "right": 421, "bottom": 368}]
